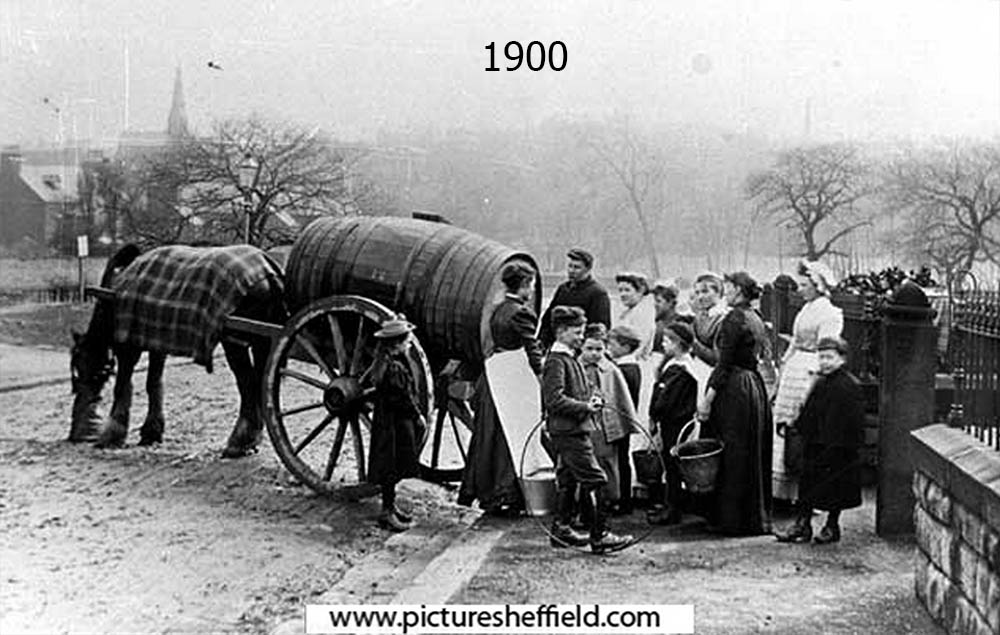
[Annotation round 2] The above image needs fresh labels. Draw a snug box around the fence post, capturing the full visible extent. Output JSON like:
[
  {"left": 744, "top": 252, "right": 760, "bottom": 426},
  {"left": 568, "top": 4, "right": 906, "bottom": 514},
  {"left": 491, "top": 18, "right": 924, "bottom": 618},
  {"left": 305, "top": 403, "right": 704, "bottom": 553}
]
[{"left": 876, "top": 282, "right": 937, "bottom": 536}]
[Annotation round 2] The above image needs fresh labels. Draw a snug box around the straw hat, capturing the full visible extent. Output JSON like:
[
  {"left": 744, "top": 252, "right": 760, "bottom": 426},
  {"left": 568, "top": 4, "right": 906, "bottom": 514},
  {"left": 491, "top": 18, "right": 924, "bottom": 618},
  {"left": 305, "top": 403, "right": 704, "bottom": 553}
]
[{"left": 374, "top": 318, "right": 415, "bottom": 339}]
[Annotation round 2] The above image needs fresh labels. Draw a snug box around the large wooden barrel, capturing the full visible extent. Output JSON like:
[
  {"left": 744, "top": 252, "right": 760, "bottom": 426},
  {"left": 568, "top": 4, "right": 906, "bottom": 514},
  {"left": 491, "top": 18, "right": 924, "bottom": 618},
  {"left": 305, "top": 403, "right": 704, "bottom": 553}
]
[{"left": 284, "top": 216, "right": 541, "bottom": 367}]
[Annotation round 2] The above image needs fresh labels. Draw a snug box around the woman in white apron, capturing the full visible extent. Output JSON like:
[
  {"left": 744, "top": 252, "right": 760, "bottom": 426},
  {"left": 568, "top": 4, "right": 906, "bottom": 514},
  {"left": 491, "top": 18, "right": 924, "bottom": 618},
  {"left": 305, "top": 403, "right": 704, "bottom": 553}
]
[{"left": 772, "top": 260, "right": 843, "bottom": 503}]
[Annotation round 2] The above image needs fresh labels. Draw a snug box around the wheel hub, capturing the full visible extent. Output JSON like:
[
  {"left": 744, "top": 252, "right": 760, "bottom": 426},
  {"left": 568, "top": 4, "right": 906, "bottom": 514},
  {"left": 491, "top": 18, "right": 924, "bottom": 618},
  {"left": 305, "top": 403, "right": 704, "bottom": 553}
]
[{"left": 323, "top": 376, "right": 363, "bottom": 413}]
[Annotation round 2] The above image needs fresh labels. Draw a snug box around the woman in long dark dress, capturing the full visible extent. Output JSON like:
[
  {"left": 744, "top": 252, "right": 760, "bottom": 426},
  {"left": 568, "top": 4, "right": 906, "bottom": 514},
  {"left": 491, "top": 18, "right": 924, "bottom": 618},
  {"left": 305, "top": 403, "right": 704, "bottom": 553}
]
[
  {"left": 458, "top": 261, "right": 543, "bottom": 515},
  {"left": 776, "top": 336, "right": 863, "bottom": 544},
  {"left": 697, "top": 271, "right": 773, "bottom": 536}
]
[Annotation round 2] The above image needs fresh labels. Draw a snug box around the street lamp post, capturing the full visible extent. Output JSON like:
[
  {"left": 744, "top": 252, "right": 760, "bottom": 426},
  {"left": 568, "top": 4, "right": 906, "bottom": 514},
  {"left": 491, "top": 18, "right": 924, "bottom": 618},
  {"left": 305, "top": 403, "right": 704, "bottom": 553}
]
[{"left": 238, "top": 154, "right": 258, "bottom": 244}]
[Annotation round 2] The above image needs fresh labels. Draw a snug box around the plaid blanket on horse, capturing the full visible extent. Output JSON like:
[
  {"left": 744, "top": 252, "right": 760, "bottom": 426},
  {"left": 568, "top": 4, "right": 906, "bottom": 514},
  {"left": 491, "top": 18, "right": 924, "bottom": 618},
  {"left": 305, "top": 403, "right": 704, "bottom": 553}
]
[{"left": 112, "top": 245, "right": 284, "bottom": 371}]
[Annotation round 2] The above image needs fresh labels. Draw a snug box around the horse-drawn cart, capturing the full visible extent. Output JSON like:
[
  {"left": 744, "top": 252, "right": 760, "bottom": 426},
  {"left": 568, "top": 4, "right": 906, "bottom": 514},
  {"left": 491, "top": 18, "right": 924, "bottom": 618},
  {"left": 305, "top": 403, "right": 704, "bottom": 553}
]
[{"left": 86, "top": 215, "right": 541, "bottom": 497}]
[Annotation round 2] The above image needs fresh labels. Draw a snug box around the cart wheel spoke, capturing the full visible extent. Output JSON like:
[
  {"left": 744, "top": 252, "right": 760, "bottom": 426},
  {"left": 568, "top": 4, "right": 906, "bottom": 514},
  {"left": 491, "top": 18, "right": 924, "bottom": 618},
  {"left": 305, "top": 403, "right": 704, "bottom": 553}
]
[
  {"left": 449, "top": 412, "right": 469, "bottom": 463},
  {"left": 350, "top": 414, "right": 367, "bottom": 481},
  {"left": 324, "top": 416, "right": 350, "bottom": 481},
  {"left": 281, "top": 401, "right": 325, "bottom": 418},
  {"left": 293, "top": 413, "right": 335, "bottom": 455},
  {"left": 430, "top": 407, "right": 447, "bottom": 468},
  {"left": 280, "top": 367, "right": 328, "bottom": 391},
  {"left": 296, "top": 333, "right": 336, "bottom": 380},
  {"left": 327, "top": 314, "right": 348, "bottom": 375},
  {"left": 350, "top": 317, "right": 367, "bottom": 375},
  {"left": 264, "top": 296, "right": 433, "bottom": 496},
  {"left": 359, "top": 411, "right": 373, "bottom": 431}
]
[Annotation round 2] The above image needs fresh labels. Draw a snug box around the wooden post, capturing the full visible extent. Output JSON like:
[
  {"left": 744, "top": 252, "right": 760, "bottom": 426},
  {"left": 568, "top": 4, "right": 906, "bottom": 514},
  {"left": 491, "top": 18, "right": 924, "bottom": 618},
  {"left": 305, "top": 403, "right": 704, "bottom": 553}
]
[
  {"left": 76, "top": 234, "right": 89, "bottom": 303},
  {"left": 876, "top": 282, "right": 937, "bottom": 536}
]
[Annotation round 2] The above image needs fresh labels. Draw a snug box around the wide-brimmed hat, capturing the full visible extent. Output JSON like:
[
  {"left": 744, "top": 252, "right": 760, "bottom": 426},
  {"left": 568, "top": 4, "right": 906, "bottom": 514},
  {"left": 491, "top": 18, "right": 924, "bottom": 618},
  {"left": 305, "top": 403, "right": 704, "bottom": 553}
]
[{"left": 374, "top": 318, "right": 415, "bottom": 339}]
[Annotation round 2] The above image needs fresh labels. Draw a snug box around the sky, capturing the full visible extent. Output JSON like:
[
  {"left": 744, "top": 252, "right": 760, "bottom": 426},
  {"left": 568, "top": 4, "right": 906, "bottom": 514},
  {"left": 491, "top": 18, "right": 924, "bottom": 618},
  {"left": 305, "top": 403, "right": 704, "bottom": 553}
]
[{"left": 1, "top": 0, "right": 999, "bottom": 146}]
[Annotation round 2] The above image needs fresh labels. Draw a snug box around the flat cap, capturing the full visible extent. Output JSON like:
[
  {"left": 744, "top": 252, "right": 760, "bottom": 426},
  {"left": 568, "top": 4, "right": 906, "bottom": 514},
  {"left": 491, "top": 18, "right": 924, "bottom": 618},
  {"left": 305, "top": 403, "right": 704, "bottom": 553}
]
[
  {"left": 550, "top": 305, "right": 586, "bottom": 329},
  {"left": 817, "top": 335, "right": 849, "bottom": 356},
  {"left": 566, "top": 248, "right": 594, "bottom": 268},
  {"left": 663, "top": 321, "right": 694, "bottom": 348},
  {"left": 584, "top": 322, "right": 608, "bottom": 341}
]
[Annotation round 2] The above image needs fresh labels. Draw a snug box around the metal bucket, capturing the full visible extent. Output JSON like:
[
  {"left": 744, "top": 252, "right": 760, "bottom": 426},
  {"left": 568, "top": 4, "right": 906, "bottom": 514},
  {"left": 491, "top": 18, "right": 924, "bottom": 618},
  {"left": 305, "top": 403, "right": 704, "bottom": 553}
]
[
  {"left": 670, "top": 420, "right": 723, "bottom": 494},
  {"left": 520, "top": 467, "right": 556, "bottom": 517}
]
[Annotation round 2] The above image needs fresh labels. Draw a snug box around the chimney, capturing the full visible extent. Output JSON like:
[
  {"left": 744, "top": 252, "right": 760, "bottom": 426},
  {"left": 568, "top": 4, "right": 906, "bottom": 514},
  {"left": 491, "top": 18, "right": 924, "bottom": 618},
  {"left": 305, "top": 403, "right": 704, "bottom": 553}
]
[{"left": 1, "top": 145, "right": 23, "bottom": 177}]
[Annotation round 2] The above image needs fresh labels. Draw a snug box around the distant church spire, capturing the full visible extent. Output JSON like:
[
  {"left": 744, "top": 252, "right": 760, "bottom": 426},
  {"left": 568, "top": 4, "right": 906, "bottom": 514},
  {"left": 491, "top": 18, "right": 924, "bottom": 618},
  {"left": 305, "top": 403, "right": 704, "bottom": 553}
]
[{"left": 167, "top": 66, "right": 189, "bottom": 138}]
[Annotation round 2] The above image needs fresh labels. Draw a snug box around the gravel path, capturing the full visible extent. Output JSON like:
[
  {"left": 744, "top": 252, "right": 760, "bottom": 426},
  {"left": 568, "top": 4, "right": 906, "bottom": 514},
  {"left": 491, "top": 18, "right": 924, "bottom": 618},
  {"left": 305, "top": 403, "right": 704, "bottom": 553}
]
[{"left": 0, "top": 354, "right": 458, "bottom": 634}]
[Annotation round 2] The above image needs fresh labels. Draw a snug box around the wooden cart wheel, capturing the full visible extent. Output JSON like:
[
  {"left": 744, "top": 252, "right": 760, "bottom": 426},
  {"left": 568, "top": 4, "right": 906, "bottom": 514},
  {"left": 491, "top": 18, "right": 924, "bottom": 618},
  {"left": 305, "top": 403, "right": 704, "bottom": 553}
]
[
  {"left": 262, "top": 295, "right": 433, "bottom": 497},
  {"left": 418, "top": 371, "right": 474, "bottom": 483}
]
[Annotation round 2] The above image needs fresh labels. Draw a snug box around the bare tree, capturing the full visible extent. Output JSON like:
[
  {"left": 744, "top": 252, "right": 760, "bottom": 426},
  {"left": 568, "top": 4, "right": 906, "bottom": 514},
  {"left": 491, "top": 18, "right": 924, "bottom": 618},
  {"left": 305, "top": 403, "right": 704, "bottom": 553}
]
[
  {"left": 746, "top": 143, "right": 871, "bottom": 261},
  {"left": 180, "top": 116, "right": 355, "bottom": 246},
  {"left": 883, "top": 142, "right": 1000, "bottom": 281},
  {"left": 113, "top": 116, "right": 372, "bottom": 247},
  {"left": 583, "top": 119, "right": 665, "bottom": 277},
  {"left": 120, "top": 145, "right": 202, "bottom": 245}
]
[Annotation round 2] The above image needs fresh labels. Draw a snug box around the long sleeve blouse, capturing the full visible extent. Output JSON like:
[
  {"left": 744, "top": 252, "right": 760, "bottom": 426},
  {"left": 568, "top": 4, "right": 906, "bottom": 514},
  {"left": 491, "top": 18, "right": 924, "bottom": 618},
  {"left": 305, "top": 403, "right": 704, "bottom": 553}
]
[
  {"left": 616, "top": 294, "right": 657, "bottom": 359},
  {"left": 707, "top": 305, "right": 769, "bottom": 392}
]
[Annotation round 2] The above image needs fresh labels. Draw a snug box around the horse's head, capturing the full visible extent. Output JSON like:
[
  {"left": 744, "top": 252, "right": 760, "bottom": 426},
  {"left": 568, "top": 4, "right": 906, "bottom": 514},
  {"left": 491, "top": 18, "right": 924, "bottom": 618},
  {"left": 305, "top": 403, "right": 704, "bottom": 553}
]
[
  {"left": 70, "top": 330, "right": 114, "bottom": 394},
  {"left": 68, "top": 329, "right": 114, "bottom": 442}
]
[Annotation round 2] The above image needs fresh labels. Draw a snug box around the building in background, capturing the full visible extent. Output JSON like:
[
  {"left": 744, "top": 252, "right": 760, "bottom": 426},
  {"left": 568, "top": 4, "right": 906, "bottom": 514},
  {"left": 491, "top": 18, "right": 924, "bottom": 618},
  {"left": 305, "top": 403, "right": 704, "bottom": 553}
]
[{"left": 0, "top": 67, "right": 189, "bottom": 254}]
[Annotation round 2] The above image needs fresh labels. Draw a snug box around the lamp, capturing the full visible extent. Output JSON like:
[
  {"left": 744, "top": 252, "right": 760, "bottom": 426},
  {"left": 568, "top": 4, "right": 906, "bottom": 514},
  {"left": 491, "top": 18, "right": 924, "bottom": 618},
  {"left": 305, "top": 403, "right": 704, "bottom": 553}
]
[{"left": 238, "top": 154, "right": 257, "bottom": 243}]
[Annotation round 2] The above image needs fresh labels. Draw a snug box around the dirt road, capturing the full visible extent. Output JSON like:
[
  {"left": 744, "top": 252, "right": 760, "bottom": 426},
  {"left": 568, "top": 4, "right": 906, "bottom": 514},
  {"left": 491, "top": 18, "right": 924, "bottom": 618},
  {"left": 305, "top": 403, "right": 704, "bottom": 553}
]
[{"left": 0, "top": 358, "right": 457, "bottom": 634}]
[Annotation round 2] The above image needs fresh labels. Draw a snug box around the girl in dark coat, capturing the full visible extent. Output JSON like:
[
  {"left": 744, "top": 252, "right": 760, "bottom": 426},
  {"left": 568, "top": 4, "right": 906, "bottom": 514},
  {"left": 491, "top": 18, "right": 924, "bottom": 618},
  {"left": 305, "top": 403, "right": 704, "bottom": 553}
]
[
  {"left": 369, "top": 318, "right": 426, "bottom": 532},
  {"left": 776, "top": 336, "right": 863, "bottom": 545},
  {"left": 697, "top": 271, "right": 774, "bottom": 536}
]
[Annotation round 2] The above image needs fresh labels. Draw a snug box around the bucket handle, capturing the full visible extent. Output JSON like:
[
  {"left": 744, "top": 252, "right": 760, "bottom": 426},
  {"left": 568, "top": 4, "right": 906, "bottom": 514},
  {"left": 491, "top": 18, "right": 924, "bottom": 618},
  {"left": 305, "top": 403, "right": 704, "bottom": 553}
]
[{"left": 674, "top": 418, "right": 701, "bottom": 448}]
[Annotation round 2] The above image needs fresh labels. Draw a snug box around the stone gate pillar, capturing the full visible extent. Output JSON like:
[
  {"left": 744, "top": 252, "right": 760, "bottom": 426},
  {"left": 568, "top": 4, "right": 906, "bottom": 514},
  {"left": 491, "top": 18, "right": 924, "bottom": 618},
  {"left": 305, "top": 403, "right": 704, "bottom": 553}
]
[{"left": 877, "top": 282, "right": 938, "bottom": 536}]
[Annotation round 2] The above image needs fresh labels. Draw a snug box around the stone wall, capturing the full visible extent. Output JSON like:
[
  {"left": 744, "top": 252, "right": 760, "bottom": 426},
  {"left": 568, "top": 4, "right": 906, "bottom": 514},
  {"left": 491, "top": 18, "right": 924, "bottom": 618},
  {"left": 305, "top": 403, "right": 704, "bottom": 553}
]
[{"left": 911, "top": 425, "right": 1000, "bottom": 635}]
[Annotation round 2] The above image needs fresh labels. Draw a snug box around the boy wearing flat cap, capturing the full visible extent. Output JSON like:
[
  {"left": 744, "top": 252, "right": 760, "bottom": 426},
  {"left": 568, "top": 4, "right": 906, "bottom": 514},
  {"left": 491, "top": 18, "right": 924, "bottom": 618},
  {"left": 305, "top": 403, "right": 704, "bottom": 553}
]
[
  {"left": 776, "top": 336, "right": 863, "bottom": 545},
  {"left": 648, "top": 322, "right": 699, "bottom": 525},
  {"left": 539, "top": 249, "right": 612, "bottom": 350},
  {"left": 543, "top": 305, "right": 633, "bottom": 554}
]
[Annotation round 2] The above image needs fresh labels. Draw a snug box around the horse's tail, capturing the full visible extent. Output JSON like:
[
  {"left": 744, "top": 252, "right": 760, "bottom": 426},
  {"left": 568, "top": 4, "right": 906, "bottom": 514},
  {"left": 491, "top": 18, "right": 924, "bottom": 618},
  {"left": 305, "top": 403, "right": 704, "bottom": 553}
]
[{"left": 100, "top": 244, "right": 141, "bottom": 287}]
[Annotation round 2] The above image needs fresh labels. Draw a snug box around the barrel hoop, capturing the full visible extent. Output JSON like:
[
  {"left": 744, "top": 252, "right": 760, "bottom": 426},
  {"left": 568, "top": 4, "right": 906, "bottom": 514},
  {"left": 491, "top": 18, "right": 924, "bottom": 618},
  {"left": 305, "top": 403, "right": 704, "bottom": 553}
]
[
  {"left": 298, "top": 218, "right": 346, "bottom": 309},
  {"left": 392, "top": 222, "right": 453, "bottom": 320},
  {"left": 443, "top": 240, "right": 498, "bottom": 360},
  {"left": 286, "top": 216, "right": 337, "bottom": 309},
  {"left": 424, "top": 232, "right": 484, "bottom": 361},
  {"left": 468, "top": 249, "right": 505, "bottom": 359}
]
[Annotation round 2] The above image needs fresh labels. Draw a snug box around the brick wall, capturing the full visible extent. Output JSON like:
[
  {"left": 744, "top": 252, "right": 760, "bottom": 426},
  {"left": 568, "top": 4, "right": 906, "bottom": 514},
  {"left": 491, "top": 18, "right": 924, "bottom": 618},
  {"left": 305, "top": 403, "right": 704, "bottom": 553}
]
[{"left": 911, "top": 425, "right": 1000, "bottom": 635}]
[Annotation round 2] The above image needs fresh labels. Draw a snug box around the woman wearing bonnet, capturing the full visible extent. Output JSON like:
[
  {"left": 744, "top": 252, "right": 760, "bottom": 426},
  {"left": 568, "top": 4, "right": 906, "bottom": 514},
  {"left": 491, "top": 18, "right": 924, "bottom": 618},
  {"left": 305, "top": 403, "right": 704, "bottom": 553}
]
[{"left": 772, "top": 260, "right": 844, "bottom": 503}]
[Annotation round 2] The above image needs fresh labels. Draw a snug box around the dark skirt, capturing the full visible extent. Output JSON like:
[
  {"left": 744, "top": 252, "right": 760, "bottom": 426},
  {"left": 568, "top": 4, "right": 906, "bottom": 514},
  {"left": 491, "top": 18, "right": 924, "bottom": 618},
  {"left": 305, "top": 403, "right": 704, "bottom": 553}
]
[
  {"left": 706, "top": 368, "right": 773, "bottom": 535},
  {"left": 458, "top": 375, "right": 524, "bottom": 511},
  {"left": 368, "top": 413, "right": 422, "bottom": 486},
  {"left": 800, "top": 444, "right": 862, "bottom": 511}
]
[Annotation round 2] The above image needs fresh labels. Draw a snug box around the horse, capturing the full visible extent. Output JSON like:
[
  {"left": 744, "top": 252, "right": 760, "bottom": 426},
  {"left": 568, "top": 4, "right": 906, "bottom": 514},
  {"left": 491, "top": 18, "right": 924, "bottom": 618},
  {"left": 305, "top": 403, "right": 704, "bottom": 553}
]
[{"left": 69, "top": 243, "right": 287, "bottom": 457}]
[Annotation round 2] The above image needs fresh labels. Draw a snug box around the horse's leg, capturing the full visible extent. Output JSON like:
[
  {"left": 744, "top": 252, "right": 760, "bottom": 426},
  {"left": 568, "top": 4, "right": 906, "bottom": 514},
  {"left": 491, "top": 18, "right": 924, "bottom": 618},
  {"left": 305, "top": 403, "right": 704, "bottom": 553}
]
[
  {"left": 138, "top": 351, "right": 167, "bottom": 446},
  {"left": 95, "top": 346, "right": 141, "bottom": 448},
  {"left": 220, "top": 340, "right": 261, "bottom": 458}
]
